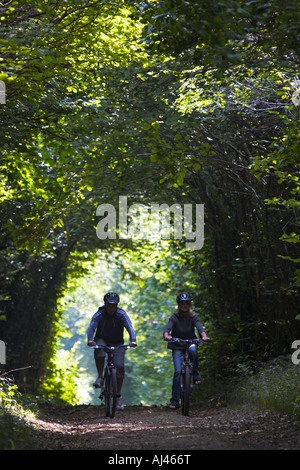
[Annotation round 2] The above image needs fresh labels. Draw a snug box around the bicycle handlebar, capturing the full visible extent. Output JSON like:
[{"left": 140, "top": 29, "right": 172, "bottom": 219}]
[
  {"left": 165, "top": 337, "right": 212, "bottom": 345},
  {"left": 92, "top": 344, "right": 134, "bottom": 351}
]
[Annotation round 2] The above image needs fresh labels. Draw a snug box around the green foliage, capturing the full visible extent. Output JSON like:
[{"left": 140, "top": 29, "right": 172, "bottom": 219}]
[
  {"left": 129, "top": 0, "right": 300, "bottom": 67},
  {"left": 250, "top": 114, "right": 300, "bottom": 287},
  {"left": 0, "top": 0, "right": 153, "bottom": 392},
  {"left": 229, "top": 358, "right": 300, "bottom": 418},
  {"left": 0, "top": 377, "right": 19, "bottom": 409},
  {"left": 0, "top": 376, "right": 39, "bottom": 449},
  {"left": 40, "top": 348, "right": 79, "bottom": 405},
  {"left": 0, "top": 0, "right": 299, "bottom": 406}
]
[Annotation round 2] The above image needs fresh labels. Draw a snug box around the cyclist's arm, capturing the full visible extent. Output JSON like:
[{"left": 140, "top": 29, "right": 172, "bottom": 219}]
[
  {"left": 121, "top": 311, "right": 137, "bottom": 344},
  {"left": 87, "top": 310, "right": 101, "bottom": 345},
  {"left": 163, "top": 315, "right": 175, "bottom": 340},
  {"left": 194, "top": 315, "right": 208, "bottom": 340}
]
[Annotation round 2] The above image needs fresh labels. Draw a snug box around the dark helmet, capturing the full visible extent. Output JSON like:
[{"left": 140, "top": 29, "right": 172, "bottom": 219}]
[
  {"left": 176, "top": 292, "right": 192, "bottom": 303},
  {"left": 104, "top": 292, "right": 120, "bottom": 304}
]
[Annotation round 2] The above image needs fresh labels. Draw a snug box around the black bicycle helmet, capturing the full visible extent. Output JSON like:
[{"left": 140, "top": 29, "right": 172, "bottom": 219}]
[
  {"left": 176, "top": 292, "right": 192, "bottom": 303},
  {"left": 104, "top": 292, "right": 120, "bottom": 304}
]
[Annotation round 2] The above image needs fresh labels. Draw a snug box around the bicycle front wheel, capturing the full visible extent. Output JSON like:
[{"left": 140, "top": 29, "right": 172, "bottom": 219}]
[
  {"left": 181, "top": 366, "right": 191, "bottom": 416},
  {"left": 105, "top": 368, "right": 117, "bottom": 418}
]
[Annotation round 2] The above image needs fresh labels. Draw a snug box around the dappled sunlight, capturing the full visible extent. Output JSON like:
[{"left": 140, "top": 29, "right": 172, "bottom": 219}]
[
  {"left": 27, "top": 404, "right": 300, "bottom": 450},
  {"left": 1, "top": 1, "right": 299, "bottom": 452}
]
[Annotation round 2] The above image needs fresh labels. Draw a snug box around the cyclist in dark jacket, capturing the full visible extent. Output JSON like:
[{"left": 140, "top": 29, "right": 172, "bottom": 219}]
[
  {"left": 163, "top": 292, "right": 208, "bottom": 409},
  {"left": 87, "top": 292, "right": 137, "bottom": 410}
]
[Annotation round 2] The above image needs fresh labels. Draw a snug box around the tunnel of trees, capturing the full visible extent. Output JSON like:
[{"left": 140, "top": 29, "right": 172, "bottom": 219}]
[{"left": 0, "top": 0, "right": 299, "bottom": 403}]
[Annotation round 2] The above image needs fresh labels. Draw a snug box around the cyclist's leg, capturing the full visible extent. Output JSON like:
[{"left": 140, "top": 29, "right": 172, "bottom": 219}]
[
  {"left": 111, "top": 343, "right": 126, "bottom": 409},
  {"left": 188, "top": 344, "right": 200, "bottom": 383},
  {"left": 111, "top": 343, "right": 125, "bottom": 390},
  {"left": 170, "top": 349, "right": 184, "bottom": 407},
  {"left": 93, "top": 338, "right": 106, "bottom": 387}
]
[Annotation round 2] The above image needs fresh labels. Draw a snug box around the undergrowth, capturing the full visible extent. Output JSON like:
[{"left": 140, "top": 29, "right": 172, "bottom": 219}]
[
  {"left": 227, "top": 357, "right": 300, "bottom": 419},
  {"left": 0, "top": 375, "right": 40, "bottom": 450}
]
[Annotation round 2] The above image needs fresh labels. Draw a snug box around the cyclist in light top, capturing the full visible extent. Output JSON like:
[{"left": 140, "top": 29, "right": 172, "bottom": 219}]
[
  {"left": 87, "top": 292, "right": 137, "bottom": 410},
  {"left": 163, "top": 293, "right": 209, "bottom": 409}
]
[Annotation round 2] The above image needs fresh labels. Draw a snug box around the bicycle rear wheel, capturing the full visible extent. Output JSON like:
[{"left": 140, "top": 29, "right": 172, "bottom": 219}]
[
  {"left": 105, "top": 367, "right": 117, "bottom": 418},
  {"left": 181, "top": 365, "right": 191, "bottom": 416}
]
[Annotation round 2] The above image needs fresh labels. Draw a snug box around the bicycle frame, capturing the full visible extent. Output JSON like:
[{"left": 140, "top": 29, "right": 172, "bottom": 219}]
[
  {"left": 93, "top": 343, "right": 130, "bottom": 367},
  {"left": 93, "top": 344, "right": 130, "bottom": 418},
  {"left": 181, "top": 347, "right": 193, "bottom": 392},
  {"left": 168, "top": 338, "right": 204, "bottom": 416}
]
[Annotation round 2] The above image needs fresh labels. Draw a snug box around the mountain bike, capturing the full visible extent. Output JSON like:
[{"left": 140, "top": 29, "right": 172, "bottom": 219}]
[
  {"left": 168, "top": 338, "right": 210, "bottom": 416},
  {"left": 93, "top": 344, "right": 131, "bottom": 418}
]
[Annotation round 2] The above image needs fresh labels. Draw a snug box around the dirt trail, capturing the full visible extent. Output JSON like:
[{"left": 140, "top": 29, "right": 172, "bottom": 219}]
[{"left": 29, "top": 402, "right": 300, "bottom": 451}]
